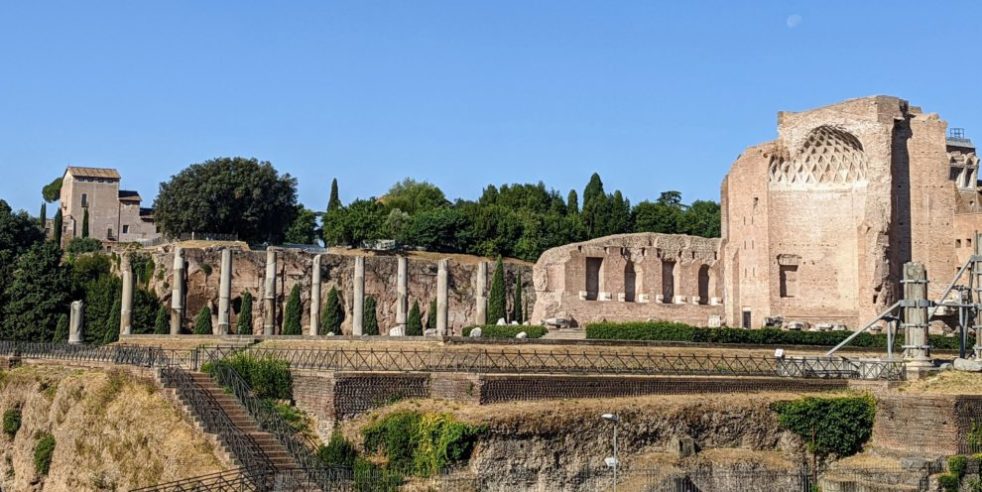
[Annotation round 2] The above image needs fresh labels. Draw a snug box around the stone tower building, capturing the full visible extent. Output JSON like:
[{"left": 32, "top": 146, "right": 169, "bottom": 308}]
[
  {"left": 58, "top": 166, "right": 159, "bottom": 244},
  {"left": 533, "top": 96, "right": 982, "bottom": 331}
]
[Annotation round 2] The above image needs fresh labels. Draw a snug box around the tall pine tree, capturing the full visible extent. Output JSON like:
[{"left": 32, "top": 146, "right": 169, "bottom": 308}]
[
  {"left": 487, "top": 257, "right": 506, "bottom": 324},
  {"left": 566, "top": 189, "right": 579, "bottom": 214},
  {"left": 363, "top": 296, "right": 379, "bottom": 335},
  {"left": 511, "top": 272, "right": 524, "bottom": 324},
  {"left": 81, "top": 208, "right": 89, "bottom": 238},
  {"left": 237, "top": 292, "right": 253, "bottom": 335},
  {"left": 406, "top": 300, "right": 422, "bottom": 336},
  {"left": 327, "top": 178, "right": 342, "bottom": 212},
  {"left": 283, "top": 284, "right": 302, "bottom": 335},
  {"left": 321, "top": 286, "right": 344, "bottom": 334},
  {"left": 39, "top": 203, "right": 46, "bottom": 228},
  {"left": 52, "top": 209, "right": 63, "bottom": 247}
]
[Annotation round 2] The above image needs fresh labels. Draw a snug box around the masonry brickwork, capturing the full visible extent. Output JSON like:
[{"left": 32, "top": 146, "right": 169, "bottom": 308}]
[
  {"left": 872, "top": 393, "right": 982, "bottom": 456},
  {"left": 59, "top": 166, "right": 159, "bottom": 244},
  {"left": 534, "top": 96, "right": 982, "bottom": 331}
]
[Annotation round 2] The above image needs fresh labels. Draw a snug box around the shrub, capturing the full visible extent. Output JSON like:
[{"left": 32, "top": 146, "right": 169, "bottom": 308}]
[
  {"left": 364, "top": 411, "right": 421, "bottom": 473},
  {"left": 153, "top": 305, "right": 169, "bottom": 335},
  {"left": 66, "top": 237, "right": 102, "bottom": 254},
  {"left": 283, "top": 284, "right": 302, "bottom": 335},
  {"left": 406, "top": 300, "right": 423, "bottom": 336},
  {"left": 34, "top": 432, "right": 55, "bottom": 476},
  {"left": 318, "top": 433, "right": 358, "bottom": 469},
  {"left": 354, "top": 457, "right": 401, "bottom": 492},
  {"left": 364, "top": 296, "right": 379, "bottom": 335},
  {"left": 949, "top": 454, "right": 968, "bottom": 478},
  {"left": 194, "top": 306, "right": 213, "bottom": 335},
  {"left": 321, "top": 287, "right": 343, "bottom": 335},
  {"left": 202, "top": 352, "right": 292, "bottom": 400},
  {"left": 2, "top": 408, "right": 21, "bottom": 438},
  {"left": 940, "top": 472, "right": 961, "bottom": 492},
  {"left": 362, "top": 410, "right": 484, "bottom": 477},
  {"left": 237, "top": 292, "right": 253, "bottom": 335},
  {"left": 772, "top": 396, "right": 875, "bottom": 459},
  {"left": 462, "top": 325, "right": 547, "bottom": 339}
]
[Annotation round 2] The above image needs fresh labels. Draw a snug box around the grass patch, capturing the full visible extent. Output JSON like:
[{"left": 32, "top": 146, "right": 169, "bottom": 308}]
[
  {"left": 34, "top": 432, "right": 55, "bottom": 476},
  {"left": 3, "top": 408, "right": 21, "bottom": 438}
]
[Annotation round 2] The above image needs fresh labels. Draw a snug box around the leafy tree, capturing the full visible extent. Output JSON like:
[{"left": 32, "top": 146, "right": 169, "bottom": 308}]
[
  {"left": 153, "top": 157, "right": 299, "bottom": 243},
  {"left": 52, "top": 314, "right": 68, "bottom": 342},
  {"left": 39, "top": 202, "right": 46, "bottom": 228},
  {"left": 81, "top": 208, "right": 89, "bottom": 238},
  {"left": 52, "top": 209, "right": 63, "bottom": 247},
  {"left": 321, "top": 287, "right": 343, "bottom": 334},
  {"left": 327, "top": 178, "right": 342, "bottom": 212},
  {"left": 283, "top": 284, "right": 302, "bottom": 335},
  {"left": 582, "top": 173, "right": 605, "bottom": 210},
  {"left": 285, "top": 206, "right": 319, "bottom": 244},
  {"left": 194, "top": 306, "right": 213, "bottom": 335},
  {"left": 632, "top": 201, "right": 681, "bottom": 234},
  {"left": 657, "top": 190, "right": 683, "bottom": 207},
  {"left": 681, "top": 200, "right": 721, "bottom": 238},
  {"left": 323, "top": 198, "right": 387, "bottom": 247},
  {"left": 566, "top": 189, "right": 579, "bottom": 214},
  {"left": 511, "top": 272, "right": 523, "bottom": 324},
  {"left": 1, "top": 242, "right": 69, "bottom": 342},
  {"left": 104, "top": 297, "right": 121, "bottom": 344},
  {"left": 42, "top": 177, "right": 63, "bottom": 203},
  {"left": 427, "top": 299, "right": 437, "bottom": 330},
  {"left": 0, "top": 200, "right": 46, "bottom": 302},
  {"left": 237, "top": 292, "right": 253, "bottom": 335},
  {"left": 487, "top": 257, "right": 506, "bottom": 324},
  {"left": 400, "top": 207, "right": 469, "bottom": 252},
  {"left": 153, "top": 304, "right": 169, "bottom": 334},
  {"left": 363, "top": 296, "right": 379, "bottom": 335},
  {"left": 383, "top": 208, "right": 411, "bottom": 241},
  {"left": 382, "top": 178, "right": 448, "bottom": 215},
  {"left": 66, "top": 237, "right": 102, "bottom": 254},
  {"left": 133, "top": 286, "right": 162, "bottom": 334},
  {"left": 81, "top": 274, "right": 121, "bottom": 344},
  {"left": 406, "top": 300, "right": 422, "bottom": 336}
]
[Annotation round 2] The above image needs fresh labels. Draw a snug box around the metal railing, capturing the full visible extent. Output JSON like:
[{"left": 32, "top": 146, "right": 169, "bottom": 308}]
[
  {"left": 157, "top": 366, "right": 276, "bottom": 491},
  {"left": 131, "top": 468, "right": 265, "bottom": 492},
  {"left": 238, "top": 346, "right": 907, "bottom": 380},
  {"left": 0, "top": 341, "right": 173, "bottom": 367}
]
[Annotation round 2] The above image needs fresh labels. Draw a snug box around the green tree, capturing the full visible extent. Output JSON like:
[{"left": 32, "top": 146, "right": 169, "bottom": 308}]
[
  {"left": 1, "top": 242, "right": 70, "bottom": 342},
  {"left": 632, "top": 201, "right": 682, "bottom": 234},
  {"left": 0, "top": 200, "right": 46, "bottom": 303},
  {"left": 427, "top": 299, "right": 437, "bottom": 330},
  {"left": 132, "top": 286, "right": 162, "bottom": 334},
  {"left": 322, "top": 198, "right": 387, "bottom": 247},
  {"left": 237, "top": 292, "right": 253, "bottom": 335},
  {"left": 153, "top": 157, "right": 299, "bottom": 243},
  {"left": 321, "top": 287, "right": 344, "bottom": 334},
  {"left": 406, "top": 300, "right": 422, "bottom": 336},
  {"left": 283, "top": 284, "right": 303, "bottom": 335},
  {"left": 382, "top": 178, "right": 449, "bottom": 215},
  {"left": 363, "top": 296, "right": 379, "bottom": 335},
  {"left": 81, "top": 274, "right": 121, "bottom": 344},
  {"left": 511, "top": 272, "right": 524, "bottom": 324},
  {"left": 327, "top": 178, "right": 342, "bottom": 212},
  {"left": 42, "top": 177, "right": 63, "bottom": 203},
  {"left": 66, "top": 237, "right": 102, "bottom": 254},
  {"left": 657, "top": 191, "right": 683, "bottom": 207},
  {"left": 52, "top": 314, "right": 68, "bottom": 342},
  {"left": 194, "top": 306, "right": 213, "bottom": 335},
  {"left": 567, "top": 189, "right": 579, "bottom": 214},
  {"left": 487, "top": 257, "right": 506, "bottom": 324},
  {"left": 582, "top": 173, "right": 605, "bottom": 210},
  {"left": 39, "top": 202, "right": 46, "bottom": 228},
  {"left": 153, "top": 304, "right": 169, "bottom": 334},
  {"left": 681, "top": 200, "right": 721, "bottom": 238},
  {"left": 104, "top": 297, "right": 121, "bottom": 344},
  {"left": 400, "top": 207, "right": 469, "bottom": 252},
  {"left": 81, "top": 207, "right": 89, "bottom": 238},
  {"left": 52, "top": 209, "right": 63, "bottom": 247},
  {"left": 285, "top": 206, "right": 319, "bottom": 244}
]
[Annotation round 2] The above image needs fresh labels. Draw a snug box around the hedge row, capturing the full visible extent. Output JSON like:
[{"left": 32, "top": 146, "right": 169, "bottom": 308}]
[
  {"left": 585, "top": 321, "right": 962, "bottom": 350},
  {"left": 461, "top": 325, "right": 547, "bottom": 339}
]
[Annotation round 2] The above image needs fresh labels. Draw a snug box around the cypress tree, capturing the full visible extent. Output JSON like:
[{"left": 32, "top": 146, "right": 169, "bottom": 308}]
[
  {"left": 512, "top": 272, "right": 524, "bottom": 324},
  {"left": 153, "top": 304, "right": 169, "bottom": 335},
  {"left": 1, "top": 242, "right": 70, "bottom": 342},
  {"left": 52, "top": 314, "right": 68, "bottom": 342},
  {"left": 104, "top": 297, "right": 121, "bottom": 344},
  {"left": 567, "top": 190, "right": 579, "bottom": 214},
  {"left": 321, "top": 287, "right": 344, "bottom": 334},
  {"left": 327, "top": 178, "right": 342, "bottom": 212},
  {"left": 406, "top": 300, "right": 422, "bottom": 336},
  {"left": 427, "top": 299, "right": 437, "bottom": 330},
  {"left": 81, "top": 208, "right": 89, "bottom": 238},
  {"left": 52, "top": 209, "right": 63, "bottom": 247},
  {"left": 237, "top": 292, "right": 253, "bottom": 335},
  {"left": 39, "top": 203, "right": 46, "bottom": 228},
  {"left": 283, "top": 284, "right": 302, "bottom": 335},
  {"left": 487, "top": 257, "right": 506, "bottom": 324},
  {"left": 194, "top": 306, "right": 213, "bottom": 335},
  {"left": 363, "top": 296, "right": 379, "bottom": 335}
]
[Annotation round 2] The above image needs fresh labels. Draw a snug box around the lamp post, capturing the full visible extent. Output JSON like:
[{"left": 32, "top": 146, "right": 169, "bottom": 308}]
[{"left": 601, "top": 413, "right": 619, "bottom": 491}]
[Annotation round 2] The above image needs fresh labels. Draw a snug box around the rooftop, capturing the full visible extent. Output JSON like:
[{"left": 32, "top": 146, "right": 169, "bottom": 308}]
[
  {"left": 65, "top": 166, "right": 121, "bottom": 180},
  {"left": 118, "top": 190, "right": 142, "bottom": 202}
]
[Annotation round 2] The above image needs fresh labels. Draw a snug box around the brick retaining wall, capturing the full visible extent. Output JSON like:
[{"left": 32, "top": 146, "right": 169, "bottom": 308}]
[{"left": 872, "top": 394, "right": 982, "bottom": 456}]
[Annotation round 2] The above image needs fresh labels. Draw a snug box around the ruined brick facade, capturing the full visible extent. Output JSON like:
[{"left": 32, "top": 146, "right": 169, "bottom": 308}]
[{"left": 534, "top": 96, "right": 982, "bottom": 330}]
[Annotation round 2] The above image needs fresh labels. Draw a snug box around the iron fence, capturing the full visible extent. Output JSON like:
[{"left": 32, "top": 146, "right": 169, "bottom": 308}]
[
  {"left": 238, "top": 346, "right": 906, "bottom": 380},
  {"left": 130, "top": 468, "right": 265, "bottom": 492}
]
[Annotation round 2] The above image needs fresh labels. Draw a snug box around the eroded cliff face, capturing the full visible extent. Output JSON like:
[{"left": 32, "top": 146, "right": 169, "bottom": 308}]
[
  {"left": 147, "top": 246, "right": 535, "bottom": 335},
  {"left": 0, "top": 365, "right": 224, "bottom": 492}
]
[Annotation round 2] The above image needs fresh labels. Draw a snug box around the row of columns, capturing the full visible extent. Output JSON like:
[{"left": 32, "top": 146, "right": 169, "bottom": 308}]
[{"left": 145, "top": 249, "right": 464, "bottom": 337}]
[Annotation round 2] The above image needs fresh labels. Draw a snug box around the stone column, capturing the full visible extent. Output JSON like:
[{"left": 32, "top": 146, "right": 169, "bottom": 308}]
[
  {"left": 437, "top": 259, "right": 449, "bottom": 336},
  {"left": 353, "top": 256, "right": 365, "bottom": 336},
  {"left": 394, "top": 256, "right": 408, "bottom": 335},
  {"left": 120, "top": 253, "right": 133, "bottom": 336},
  {"left": 903, "top": 262, "right": 932, "bottom": 368},
  {"left": 69, "top": 300, "right": 84, "bottom": 344},
  {"left": 263, "top": 249, "right": 276, "bottom": 336},
  {"left": 310, "top": 254, "right": 322, "bottom": 336},
  {"left": 475, "top": 261, "right": 487, "bottom": 325},
  {"left": 170, "top": 247, "right": 185, "bottom": 335},
  {"left": 975, "top": 232, "right": 982, "bottom": 358},
  {"left": 217, "top": 249, "right": 232, "bottom": 335}
]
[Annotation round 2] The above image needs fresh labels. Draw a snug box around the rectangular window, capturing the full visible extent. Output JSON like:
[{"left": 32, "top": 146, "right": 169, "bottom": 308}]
[
  {"left": 585, "top": 258, "right": 602, "bottom": 301},
  {"left": 81, "top": 193, "right": 88, "bottom": 208},
  {"left": 661, "top": 261, "right": 675, "bottom": 303},
  {"left": 779, "top": 265, "right": 798, "bottom": 298},
  {"left": 122, "top": 225, "right": 129, "bottom": 234}
]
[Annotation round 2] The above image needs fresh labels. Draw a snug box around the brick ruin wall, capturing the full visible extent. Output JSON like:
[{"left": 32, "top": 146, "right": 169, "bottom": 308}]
[
  {"left": 147, "top": 248, "right": 534, "bottom": 336},
  {"left": 872, "top": 394, "right": 982, "bottom": 457}
]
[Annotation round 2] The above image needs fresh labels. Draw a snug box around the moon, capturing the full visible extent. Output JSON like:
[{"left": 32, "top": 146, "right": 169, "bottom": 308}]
[{"left": 786, "top": 14, "right": 802, "bottom": 28}]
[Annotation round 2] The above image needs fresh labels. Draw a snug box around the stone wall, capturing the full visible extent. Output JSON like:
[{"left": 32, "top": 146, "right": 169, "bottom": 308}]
[
  {"left": 872, "top": 393, "right": 982, "bottom": 457},
  {"left": 148, "top": 247, "right": 534, "bottom": 336}
]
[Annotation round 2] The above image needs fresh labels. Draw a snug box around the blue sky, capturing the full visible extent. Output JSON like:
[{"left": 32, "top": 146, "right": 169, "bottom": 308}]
[{"left": 2, "top": 1, "right": 980, "bottom": 215}]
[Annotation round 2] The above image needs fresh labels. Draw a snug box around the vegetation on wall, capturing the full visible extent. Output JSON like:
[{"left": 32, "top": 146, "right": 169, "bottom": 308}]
[
  {"left": 202, "top": 352, "right": 292, "bottom": 401},
  {"left": 771, "top": 395, "right": 875, "bottom": 459},
  {"left": 362, "top": 410, "right": 485, "bottom": 477}
]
